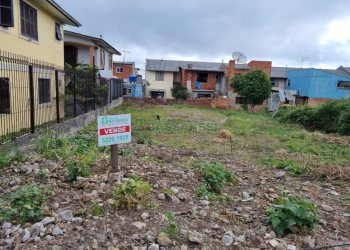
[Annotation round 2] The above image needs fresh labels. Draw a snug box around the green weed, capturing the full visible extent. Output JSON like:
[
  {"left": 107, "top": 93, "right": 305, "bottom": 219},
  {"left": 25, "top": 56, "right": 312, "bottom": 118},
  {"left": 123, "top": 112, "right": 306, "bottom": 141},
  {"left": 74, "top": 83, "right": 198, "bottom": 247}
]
[
  {"left": 161, "top": 212, "right": 177, "bottom": 239},
  {"left": 259, "top": 158, "right": 309, "bottom": 176},
  {"left": 0, "top": 146, "right": 23, "bottom": 168},
  {"left": 112, "top": 179, "right": 151, "bottom": 209},
  {"left": 0, "top": 184, "right": 53, "bottom": 224},
  {"left": 267, "top": 193, "right": 319, "bottom": 236},
  {"left": 196, "top": 185, "right": 232, "bottom": 206},
  {"left": 91, "top": 203, "right": 103, "bottom": 216},
  {"left": 194, "top": 161, "right": 235, "bottom": 193}
]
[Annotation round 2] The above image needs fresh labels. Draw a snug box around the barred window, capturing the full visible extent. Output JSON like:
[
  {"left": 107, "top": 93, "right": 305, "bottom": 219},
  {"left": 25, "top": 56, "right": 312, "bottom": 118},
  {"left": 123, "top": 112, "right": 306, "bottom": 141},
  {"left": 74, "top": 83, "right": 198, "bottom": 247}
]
[
  {"left": 38, "top": 78, "right": 50, "bottom": 104},
  {"left": 337, "top": 81, "right": 350, "bottom": 90},
  {"left": 0, "top": 77, "right": 10, "bottom": 114},
  {"left": 55, "top": 23, "right": 62, "bottom": 41}
]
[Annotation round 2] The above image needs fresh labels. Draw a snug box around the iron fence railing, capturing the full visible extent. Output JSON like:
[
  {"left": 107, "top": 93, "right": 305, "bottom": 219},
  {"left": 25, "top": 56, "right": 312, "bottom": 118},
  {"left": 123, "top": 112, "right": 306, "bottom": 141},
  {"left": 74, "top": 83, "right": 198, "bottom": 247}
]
[{"left": 0, "top": 50, "right": 123, "bottom": 144}]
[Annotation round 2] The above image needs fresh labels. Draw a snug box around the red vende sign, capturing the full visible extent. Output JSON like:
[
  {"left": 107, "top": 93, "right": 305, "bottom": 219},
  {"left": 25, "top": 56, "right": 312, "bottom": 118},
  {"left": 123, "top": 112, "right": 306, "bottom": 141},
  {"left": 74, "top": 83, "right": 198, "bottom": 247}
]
[{"left": 99, "top": 126, "right": 130, "bottom": 136}]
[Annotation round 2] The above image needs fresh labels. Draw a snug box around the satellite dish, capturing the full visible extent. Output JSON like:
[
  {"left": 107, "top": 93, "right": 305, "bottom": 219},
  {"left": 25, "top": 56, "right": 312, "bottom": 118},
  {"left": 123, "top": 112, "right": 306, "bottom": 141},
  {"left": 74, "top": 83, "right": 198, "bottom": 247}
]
[{"left": 232, "top": 52, "right": 247, "bottom": 64}]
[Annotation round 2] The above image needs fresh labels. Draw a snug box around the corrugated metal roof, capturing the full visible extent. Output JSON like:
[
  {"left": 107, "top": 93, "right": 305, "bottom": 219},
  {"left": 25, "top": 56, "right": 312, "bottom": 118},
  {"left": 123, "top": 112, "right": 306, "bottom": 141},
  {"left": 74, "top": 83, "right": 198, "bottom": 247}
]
[
  {"left": 271, "top": 66, "right": 300, "bottom": 78},
  {"left": 146, "top": 59, "right": 226, "bottom": 72},
  {"left": 319, "top": 69, "right": 350, "bottom": 78}
]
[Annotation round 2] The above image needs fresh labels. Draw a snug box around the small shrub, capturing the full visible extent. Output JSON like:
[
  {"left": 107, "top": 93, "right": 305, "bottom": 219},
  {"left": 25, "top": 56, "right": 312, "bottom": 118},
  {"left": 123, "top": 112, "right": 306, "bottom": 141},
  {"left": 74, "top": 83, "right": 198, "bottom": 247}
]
[
  {"left": 337, "top": 108, "right": 350, "bottom": 135},
  {"left": 172, "top": 84, "right": 189, "bottom": 100},
  {"left": 0, "top": 184, "right": 53, "bottom": 224},
  {"left": 0, "top": 146, "right": 23, "bottom": 168},
  {"left": 196, "top": 185, "right": 232, "bottom": 206},
  {"left": 161, "top": 212, "right": 177, "bottom": 239},
  {"left": 65, "top": 155, "right": 93, "bottom": 182},
  {"left": 137, "top": 135, "right": 153, "bottom": 145},
  {"left": 38, "top": 168, "right": 50, "bottom": 179},
  {"left": 91, "top": 203, "right": 103, "bottom": 216},
  {"left": 113, "top": 179, "right": 151, "bottom": 209},
  {"left": 259, "top": 158, "right": 309, "bottom": 176},
  {"left": 194, "top": 161, "right": 236, "bottom": 193},
  {"left": 267, "top": 193, "right": 319, "bottom": 236}
]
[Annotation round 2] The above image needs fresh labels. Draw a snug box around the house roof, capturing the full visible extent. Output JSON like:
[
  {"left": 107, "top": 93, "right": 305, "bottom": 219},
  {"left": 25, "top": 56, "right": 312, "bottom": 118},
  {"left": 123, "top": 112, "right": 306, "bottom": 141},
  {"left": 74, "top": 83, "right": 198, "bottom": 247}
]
[
  {"left": 146, "top": 59, "right": 226, "bottom": 72},
  {"left": 336, "top": 66, "right": 350, "bottom": 77},
  {"left": 34, "top": 0, "right": 81, "bottom": 27},
  {"left": 271, "top": 66, "right": 301, "bottom": 78},
  {"left": 319, "top": 69, "right": 350, "bottom": 78},
  {"left": 64, "top": 31, "right": 121, "bottom": 55},
  {"left": 113, "top": 61, "right": 135, "bottom": 65}
]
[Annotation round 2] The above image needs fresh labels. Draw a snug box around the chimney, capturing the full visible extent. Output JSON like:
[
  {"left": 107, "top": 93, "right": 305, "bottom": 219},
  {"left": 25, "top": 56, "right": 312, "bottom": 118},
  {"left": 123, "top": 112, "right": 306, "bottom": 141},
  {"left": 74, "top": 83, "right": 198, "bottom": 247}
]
[{"left": 228, "top": 60, "right": 235, "bottom": 79}]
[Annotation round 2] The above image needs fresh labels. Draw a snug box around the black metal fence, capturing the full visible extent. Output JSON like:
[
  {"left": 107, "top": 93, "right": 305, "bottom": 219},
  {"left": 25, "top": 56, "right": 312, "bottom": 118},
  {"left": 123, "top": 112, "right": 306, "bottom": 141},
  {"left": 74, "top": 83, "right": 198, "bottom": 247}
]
[{"left": 0, "top": 50, "right": 123, "bottom": 144}]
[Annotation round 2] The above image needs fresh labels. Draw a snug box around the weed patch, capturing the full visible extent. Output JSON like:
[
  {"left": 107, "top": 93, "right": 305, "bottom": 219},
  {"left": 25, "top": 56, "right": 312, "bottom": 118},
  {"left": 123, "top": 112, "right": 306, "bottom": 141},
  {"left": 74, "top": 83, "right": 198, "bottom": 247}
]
[
  {"left": 194, "top": 161, "right": 235, "bottom": 193},
  {"left": 267, "top": 193, "right": 319, "bottom": 236},
  {"left": 0, "top": 146, "right": 23, "bottom": 168},
  {"left": 0, "top": 184, "right": 53, "bottom": 224},
  {"left": 259, "top": 158, "right": 309, "bottom": 176},
  {"left": 112, "top": 179, "right": 151, "bottom": 209},
  {"left": 161, "top": 212, "right": 177, "bottom": 239}
]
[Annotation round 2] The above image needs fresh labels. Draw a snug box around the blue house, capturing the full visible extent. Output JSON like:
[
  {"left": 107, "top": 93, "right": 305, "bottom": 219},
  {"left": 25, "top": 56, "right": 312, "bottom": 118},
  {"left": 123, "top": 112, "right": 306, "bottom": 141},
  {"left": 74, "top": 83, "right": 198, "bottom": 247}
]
[{"left": 286, "top": 68, "right": 350, "bottom": 106}]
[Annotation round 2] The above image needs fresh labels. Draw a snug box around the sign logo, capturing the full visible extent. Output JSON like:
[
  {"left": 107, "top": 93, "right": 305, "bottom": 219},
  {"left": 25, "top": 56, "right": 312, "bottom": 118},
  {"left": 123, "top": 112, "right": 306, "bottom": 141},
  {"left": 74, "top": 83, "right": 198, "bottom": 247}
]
[{"left": 97, "top": 114, "right": 132, "bottom": 146}]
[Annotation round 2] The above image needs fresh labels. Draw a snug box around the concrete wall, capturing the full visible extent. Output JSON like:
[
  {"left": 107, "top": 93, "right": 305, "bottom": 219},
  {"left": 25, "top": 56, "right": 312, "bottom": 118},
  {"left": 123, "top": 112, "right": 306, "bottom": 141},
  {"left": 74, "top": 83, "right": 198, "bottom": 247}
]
[
  {"left": 145, "top": 70, "right": 174, "bottom": 99},
  {"left": 287, "top": 69, "right": 350, "bottom": 99},
  {"left": 0, "top": 0, "right": 65, "bottom": 68},
  {"left": 1, "top": 98, "right": 123, "bottom": 148}
]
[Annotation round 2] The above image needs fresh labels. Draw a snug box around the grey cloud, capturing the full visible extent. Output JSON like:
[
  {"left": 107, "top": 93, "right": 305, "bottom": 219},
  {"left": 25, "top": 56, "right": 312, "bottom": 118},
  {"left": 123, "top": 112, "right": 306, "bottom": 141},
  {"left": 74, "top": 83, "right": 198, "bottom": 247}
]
[{"left": 57, "top": 0, "right": 350, "bottom": 69}]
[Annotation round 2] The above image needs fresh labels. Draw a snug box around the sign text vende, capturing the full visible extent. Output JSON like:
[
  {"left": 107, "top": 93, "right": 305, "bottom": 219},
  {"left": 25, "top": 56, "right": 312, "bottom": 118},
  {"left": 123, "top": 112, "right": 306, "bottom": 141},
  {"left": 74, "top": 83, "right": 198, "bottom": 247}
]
[{"left": 99, "top": 125, "right": 130, "bottom": 136}]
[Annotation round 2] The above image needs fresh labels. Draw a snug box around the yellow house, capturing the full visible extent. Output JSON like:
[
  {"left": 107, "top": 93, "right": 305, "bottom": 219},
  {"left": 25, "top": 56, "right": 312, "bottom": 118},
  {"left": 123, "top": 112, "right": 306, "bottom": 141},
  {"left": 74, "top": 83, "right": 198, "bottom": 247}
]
[{"left": 0, "top": 0, "right": 80, "bottom": 142}]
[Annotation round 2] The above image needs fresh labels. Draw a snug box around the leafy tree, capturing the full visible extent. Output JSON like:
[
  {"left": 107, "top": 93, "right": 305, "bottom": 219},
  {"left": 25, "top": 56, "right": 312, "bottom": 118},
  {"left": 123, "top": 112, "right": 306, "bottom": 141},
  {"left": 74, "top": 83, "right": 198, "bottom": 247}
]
[{"left": 230, "top": 70, "right": 272, "bottom": 110}]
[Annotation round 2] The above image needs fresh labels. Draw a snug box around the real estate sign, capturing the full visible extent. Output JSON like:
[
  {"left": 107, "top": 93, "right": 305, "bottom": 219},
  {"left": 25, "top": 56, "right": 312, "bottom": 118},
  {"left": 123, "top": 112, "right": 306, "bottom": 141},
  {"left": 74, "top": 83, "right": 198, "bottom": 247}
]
[{"left": 97, "top": 114, "right": 131, "bottom": 146}]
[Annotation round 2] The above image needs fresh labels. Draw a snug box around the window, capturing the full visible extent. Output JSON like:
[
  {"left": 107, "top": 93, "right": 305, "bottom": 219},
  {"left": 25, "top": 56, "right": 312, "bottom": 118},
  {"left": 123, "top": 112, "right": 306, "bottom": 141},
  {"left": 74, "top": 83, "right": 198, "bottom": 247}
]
[
  {"left": 0, "top": 0, "right": 14, "bottom": 27},
  {"left": 337, "top": 81, "right": 350, "bottom": 90},
  {"left": 287, "top": 79, "right": 291, "bottom": 86},
  {"left": 155, "top": 71, "right": 164, "bottom": 81},
  {"left": 38, "top": 78, "right": 50, "bottom": 104},
  {"left": 100, "top": 49, "right": 105, "bottom": 69},
  {"left": 235, "top": 96, "right": 247, "bottom": 104},
  {"left": 108, "top": 54, "right": 113, "bottom": 70},
  {"left": 0, "top": 77, "right": 10, "bottom": 113},
  {"left": 116, "top": 67, "right": 124, "bottom": 73},
  {"left": 197, "top": 72, "right": 208, "bottom": 82},
  {"left": 20, "top": 0, "right": 38, "bottom": 40},
  {"left": 55, "top": 23, "right": 62, "bottom": 41}
]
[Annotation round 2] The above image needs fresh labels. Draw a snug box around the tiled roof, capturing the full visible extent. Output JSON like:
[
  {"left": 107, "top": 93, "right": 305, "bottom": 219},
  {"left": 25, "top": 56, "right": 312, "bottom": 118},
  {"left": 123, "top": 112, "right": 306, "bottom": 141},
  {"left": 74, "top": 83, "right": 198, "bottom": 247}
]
[{"left": 146, "top": 59, "right": 226, "bottom": 72}]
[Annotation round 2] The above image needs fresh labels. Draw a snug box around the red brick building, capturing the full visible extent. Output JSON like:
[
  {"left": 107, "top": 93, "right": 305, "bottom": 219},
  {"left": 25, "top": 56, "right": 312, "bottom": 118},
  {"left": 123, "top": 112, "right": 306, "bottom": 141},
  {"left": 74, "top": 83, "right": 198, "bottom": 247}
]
[{"left": 113, "top": 61, "right": 138, "bottom": 81}]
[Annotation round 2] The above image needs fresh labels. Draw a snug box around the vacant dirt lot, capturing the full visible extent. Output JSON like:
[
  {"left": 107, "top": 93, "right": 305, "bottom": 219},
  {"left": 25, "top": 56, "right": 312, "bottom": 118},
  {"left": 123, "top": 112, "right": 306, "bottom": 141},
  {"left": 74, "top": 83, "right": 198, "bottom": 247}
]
[{"left": 0, "top": 103, "right": 349, "bottom": 250}]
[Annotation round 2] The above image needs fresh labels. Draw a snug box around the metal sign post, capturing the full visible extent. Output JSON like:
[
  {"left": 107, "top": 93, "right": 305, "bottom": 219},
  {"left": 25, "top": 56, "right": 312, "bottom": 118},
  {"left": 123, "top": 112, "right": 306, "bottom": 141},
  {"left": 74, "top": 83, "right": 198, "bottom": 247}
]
[{"left": 97, "top": 114, "right": 131, "bottom": 172}]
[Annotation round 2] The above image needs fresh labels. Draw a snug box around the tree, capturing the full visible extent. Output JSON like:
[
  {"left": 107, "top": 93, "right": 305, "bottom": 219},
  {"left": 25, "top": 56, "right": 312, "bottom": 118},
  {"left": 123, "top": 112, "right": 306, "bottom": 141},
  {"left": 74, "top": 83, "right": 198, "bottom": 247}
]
[
  {"left": 230, "top": 70, "right": 272, "bottom": 110},
  {"left": 172, "top": 83, "right": 189, "bottom": 100}
]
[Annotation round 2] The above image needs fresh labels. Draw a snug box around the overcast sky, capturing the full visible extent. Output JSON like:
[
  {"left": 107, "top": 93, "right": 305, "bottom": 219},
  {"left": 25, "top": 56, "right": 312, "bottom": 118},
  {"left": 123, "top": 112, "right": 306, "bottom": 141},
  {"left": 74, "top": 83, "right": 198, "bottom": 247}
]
[{"left": 57, "top": 0, "right": 350, "bottom": 74}]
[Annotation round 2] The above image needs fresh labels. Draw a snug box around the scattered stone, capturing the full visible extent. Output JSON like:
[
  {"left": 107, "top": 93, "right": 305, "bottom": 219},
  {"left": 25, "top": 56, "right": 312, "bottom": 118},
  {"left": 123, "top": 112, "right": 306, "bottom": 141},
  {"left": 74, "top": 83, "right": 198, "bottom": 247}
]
[
  {"left": 132, "top": 221, "right": 147, "bottom": 230},
  {"left": 303, "top": 236, "right": 316, "bottom": 248},
  {"left": 58, "top": 210, "right": 74, "bottom": 222},
  {"left": 200, "top": 200, "right": 210, "bottom": 206},
  {"left": 199, "top": 210, "right": 207, "bottom": 218},
  {"left": 268, "top": 239, "right": 279, "bottom": 248},
  {"left": 327, "top": 190, "right": 340, "bottom": 196},
  {"left": 188, "top": 230, "right": 204, "bottom": 244},
  {"left": 170, "top": 186, "right": 179, "bottom": 194},
  {"left": 276, "top": 171, "right": 286, "bottom": 179},
  {"left": 222, "top": 231, "right": 235, "bottom": 247},
  {"left": 148, "top": 243, "right": 160, "bottom": 250},
  {"left": 157, "top": 232, "right": 172, "bottom": 246},
  {"left": 4, "top": 238, "right": 14, "bottom": 247},
  {"left": 2, "top": 223, "right": 12, "bottom": 230},
  {"left": 287, "top": 245, "right": 297, "bottom": 250},
  {"left": 171, "top": 196, "right": 180, "bottom": 204},
  {"left": 178, "top": 193, "right": 186, "bottom": 201},
  {"left": 22, "top": 228, "right": 31, "bottom": 243},
  {"left": 141, "top": 212, "right": 150, "bottom": 220},
  {"left": 242, "top": 191, "right": 251, "bottom": 200},
  {"left": 92, "top": 238, "right": 99, "bottom": 249},
  {"left": 321, "top": 204, "right": 334, "bottom": 212},
  {"left": 343, "top": 213, "right": 350, "bottom": 218},
  {"left": 235, "top": 235, "right": 246, "bottom": 243},
  {"left": 52, "top": 226, "right": 64, "bottom": 236},
  {"left": 180, "top": 245, "right": 188, "bottom": 250},
  {"left": 157, "top": 193, "right": 166, "bottom": 201},
  {"left": 41, "top": 217, "right": 56, "bottom": 226},
  {"left": 34, "top": 236, "right": 41, "bottom": 242},
  {"left": 49, "top": 246, "right": 63, "bottom": 250}
]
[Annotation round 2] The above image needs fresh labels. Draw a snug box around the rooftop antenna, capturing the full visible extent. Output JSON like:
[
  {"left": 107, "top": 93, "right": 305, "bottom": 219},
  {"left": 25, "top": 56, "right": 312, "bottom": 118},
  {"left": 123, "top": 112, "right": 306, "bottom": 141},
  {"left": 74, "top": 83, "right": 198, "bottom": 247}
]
[{"left": 232, "top": 52, "right": 247, "bottom": 64}]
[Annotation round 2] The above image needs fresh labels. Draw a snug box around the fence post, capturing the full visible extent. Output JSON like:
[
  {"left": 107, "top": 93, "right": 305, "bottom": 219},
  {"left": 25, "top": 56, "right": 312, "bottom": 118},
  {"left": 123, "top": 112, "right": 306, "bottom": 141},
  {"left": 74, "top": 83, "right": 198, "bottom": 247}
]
[
  {"left": 55, "top": 70, "right": 60, "bottom": 123},
  {"left": 28, "top": 65, "right": 35, "bottom": 134},
  {"left": 93, "top": 56, "right": 96, "bottom": 110},
  {"left": 73, "top": 73, "right": 77, "bottom": 117}
]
